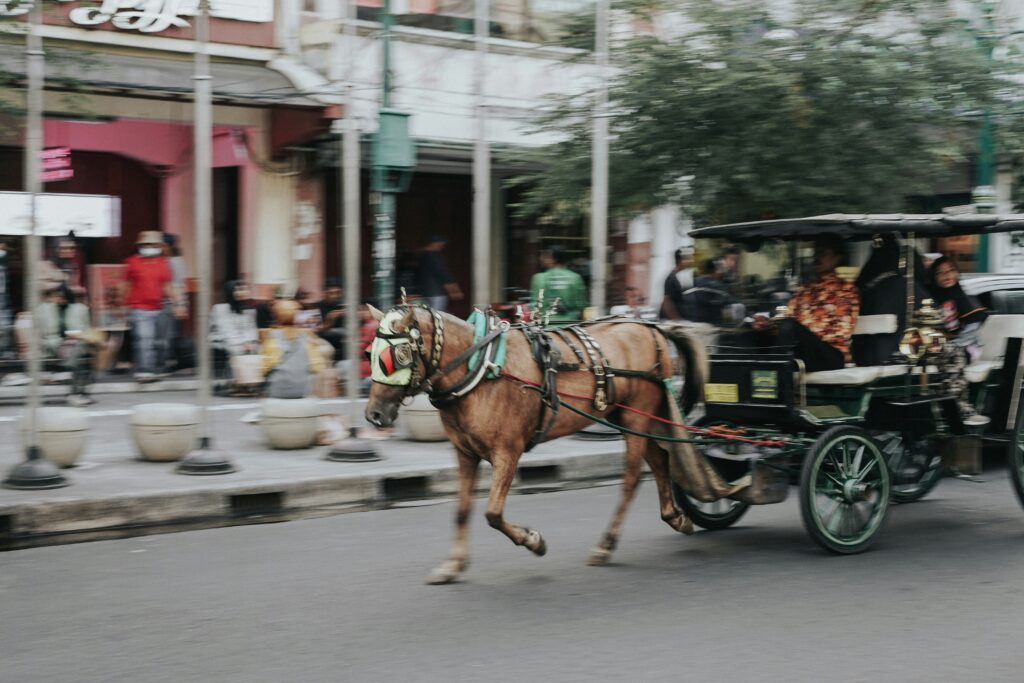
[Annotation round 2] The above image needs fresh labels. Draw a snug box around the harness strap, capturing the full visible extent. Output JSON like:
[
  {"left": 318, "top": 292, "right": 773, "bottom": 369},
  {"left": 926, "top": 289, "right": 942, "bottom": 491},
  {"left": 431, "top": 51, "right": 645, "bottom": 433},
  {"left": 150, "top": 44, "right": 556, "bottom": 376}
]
[
  {"left": 522, "top": 327, "right": 562, "bottom": 452},
  {"left": 572, "top": 326, "right": 614, "bottom": 412}
]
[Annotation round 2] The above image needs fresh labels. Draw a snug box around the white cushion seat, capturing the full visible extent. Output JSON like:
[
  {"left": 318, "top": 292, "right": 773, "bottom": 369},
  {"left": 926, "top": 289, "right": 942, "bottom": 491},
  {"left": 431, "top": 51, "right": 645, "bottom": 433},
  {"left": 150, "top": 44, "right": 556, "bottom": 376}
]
[
  {"left": 804, "top": 364, "right": 909, "bottom": 386},
  {"left": 965, "top": 360, "right": 1002, "bottom": 384}
]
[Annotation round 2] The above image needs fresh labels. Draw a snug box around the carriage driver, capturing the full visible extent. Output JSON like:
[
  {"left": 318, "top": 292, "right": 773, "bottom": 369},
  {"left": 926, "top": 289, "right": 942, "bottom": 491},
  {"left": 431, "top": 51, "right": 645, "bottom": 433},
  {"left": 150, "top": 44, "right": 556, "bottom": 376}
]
[{"left": 750, "top": 234, "right": 859, "bottom": 373}]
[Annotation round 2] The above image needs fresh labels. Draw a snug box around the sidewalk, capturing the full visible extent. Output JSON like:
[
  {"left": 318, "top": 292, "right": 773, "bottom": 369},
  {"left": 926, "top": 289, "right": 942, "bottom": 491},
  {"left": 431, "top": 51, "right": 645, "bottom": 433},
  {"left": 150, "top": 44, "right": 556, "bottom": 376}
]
[{"left": 0, "top": 396, "right": 627, "bottom": 549}]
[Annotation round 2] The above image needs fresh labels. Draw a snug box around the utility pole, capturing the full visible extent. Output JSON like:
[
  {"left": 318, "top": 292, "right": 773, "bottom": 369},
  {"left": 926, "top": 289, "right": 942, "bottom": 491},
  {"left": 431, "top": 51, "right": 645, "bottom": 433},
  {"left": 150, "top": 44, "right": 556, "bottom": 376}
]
[
  {"left": 370, "top": 0, "right": 415, "bottom": 309},
  {"left": 4, "top": 0, "right": 67, "bottom": 490},
  {"left": 328, "top": 0, "right": 379, "bottom": 462},
  {"left": 178, "top": 0, "right": 234, "bottom": 475},
  {"left": 589, "top": 0, "right": 609, "bottom": 316},
  {"left": 472, "top": 0, "right": 491, "bottom": 310}
]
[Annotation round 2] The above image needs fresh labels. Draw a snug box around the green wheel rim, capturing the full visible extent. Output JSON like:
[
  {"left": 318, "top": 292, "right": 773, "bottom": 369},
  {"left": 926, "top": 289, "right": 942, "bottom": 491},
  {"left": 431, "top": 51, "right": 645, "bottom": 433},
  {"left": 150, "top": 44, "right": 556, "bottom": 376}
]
[
  {"left": 807, "top": 433, "right": 890, "bottom": 548},
  {"left": 876, "top": 432, "right": 942, "bottom": 502}
]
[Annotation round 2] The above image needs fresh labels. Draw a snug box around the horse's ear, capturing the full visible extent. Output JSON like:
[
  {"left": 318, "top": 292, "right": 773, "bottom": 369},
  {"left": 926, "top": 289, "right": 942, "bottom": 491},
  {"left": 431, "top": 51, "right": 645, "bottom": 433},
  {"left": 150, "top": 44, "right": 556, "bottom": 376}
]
[
  {"left": 394, "top": 307, "right": 415, "bottom": 332},
  {"left": 367, "top": 304, "right": 385, "bottom": 322}
]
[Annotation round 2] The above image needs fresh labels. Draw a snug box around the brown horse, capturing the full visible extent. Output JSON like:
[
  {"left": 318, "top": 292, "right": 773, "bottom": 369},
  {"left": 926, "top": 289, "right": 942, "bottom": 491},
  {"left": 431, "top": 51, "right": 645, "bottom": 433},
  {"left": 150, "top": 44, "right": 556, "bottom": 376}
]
[{"left": 364, "top": 305, "right": 707, "bottom": 584}]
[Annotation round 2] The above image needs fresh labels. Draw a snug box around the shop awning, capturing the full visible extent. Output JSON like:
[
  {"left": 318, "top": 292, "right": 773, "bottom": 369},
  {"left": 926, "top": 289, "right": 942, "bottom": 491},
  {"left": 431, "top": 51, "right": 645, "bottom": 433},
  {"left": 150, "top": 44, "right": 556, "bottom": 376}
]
[{"left": 0, "top": 43, "right": 324, "bottom": 108}]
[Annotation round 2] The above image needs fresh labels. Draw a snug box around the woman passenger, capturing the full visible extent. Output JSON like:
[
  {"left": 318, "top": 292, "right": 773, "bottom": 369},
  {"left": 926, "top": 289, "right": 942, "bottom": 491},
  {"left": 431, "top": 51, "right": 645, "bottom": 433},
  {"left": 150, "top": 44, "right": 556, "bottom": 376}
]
[{"left": 929, "top": 256, "right": 988, "bottom": 425}]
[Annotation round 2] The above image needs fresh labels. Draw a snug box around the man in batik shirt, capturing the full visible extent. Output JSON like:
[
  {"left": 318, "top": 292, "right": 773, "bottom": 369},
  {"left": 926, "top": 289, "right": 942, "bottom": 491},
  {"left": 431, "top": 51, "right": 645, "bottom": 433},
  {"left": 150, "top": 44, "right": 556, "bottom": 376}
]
[{"left": 752, "top": 234, "right": 859, "bottom": 372}]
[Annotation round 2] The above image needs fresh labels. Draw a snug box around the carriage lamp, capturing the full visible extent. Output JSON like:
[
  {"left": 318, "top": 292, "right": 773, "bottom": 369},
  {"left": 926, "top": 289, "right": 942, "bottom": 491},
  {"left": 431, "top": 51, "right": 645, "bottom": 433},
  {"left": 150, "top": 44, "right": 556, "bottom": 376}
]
[{"left": 899, "top": 299, "right": 946, "bottom": 388}]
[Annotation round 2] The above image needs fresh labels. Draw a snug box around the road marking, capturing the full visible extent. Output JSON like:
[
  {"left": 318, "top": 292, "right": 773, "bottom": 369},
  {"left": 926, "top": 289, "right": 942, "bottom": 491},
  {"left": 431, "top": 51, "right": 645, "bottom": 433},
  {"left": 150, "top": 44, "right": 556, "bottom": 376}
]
[{"left": 0, "top": 398, "right": 361, "bottom": 423}]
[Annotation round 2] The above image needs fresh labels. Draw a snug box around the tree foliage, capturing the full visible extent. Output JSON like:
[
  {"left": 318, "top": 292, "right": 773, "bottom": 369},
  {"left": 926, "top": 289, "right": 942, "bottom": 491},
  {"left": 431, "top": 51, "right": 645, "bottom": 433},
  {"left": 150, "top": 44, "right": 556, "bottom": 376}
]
[{"left": 514, "top": 0, "right": 1004, "bottom": 225}]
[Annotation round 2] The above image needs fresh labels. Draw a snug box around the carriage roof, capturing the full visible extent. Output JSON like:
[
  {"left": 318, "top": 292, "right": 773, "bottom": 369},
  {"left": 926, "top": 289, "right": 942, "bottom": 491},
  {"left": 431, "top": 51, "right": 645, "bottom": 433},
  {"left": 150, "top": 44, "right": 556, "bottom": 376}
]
[{"left": 689, "top": 213, "right": 1024, "bottom": 241}]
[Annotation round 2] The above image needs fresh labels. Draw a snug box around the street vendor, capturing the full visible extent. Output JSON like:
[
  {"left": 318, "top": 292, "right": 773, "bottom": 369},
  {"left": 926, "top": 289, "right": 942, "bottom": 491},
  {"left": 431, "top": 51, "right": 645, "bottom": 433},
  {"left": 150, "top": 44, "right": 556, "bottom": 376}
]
[{"left": 750, "top": 234, "right": 859, "bottom": 372}]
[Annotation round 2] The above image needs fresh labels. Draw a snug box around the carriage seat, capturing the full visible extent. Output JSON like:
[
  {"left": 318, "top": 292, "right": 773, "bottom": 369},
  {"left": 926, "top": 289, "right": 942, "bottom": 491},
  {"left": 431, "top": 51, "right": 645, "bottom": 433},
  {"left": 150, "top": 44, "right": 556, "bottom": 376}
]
[
  {"left": 964, "top": 314, "right": 1024, "bottom": 384},
  {"left": 805, "top": 315, "right": 906, "bottom": 386}
]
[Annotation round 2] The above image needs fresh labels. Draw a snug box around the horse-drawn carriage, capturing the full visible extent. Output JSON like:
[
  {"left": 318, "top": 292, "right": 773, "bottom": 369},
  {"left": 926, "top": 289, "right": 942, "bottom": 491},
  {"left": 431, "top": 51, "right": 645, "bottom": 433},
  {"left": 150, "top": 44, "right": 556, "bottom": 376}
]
[
  {"left": 677, "top": 213, "right": 1024, "bottom": 553},
  {"left": 365, "top": 213, "right": 1024, "bottom": 584}
]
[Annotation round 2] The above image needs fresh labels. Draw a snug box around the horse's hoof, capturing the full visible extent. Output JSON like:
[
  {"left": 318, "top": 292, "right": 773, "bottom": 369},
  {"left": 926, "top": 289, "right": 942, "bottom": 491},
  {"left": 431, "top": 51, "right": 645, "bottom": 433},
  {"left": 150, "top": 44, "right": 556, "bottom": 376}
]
[
  {"left": 524, "top": 529, "right": 547, "bottom": 557},
  {"left": 425, "top": 560, "right": 463, "bottom": 585},
  {"left": 588, "top": 547, "right": 612, "bottom": 566},
  {"left": 679, "top": 515, "right": 695, "bottom": 535}
]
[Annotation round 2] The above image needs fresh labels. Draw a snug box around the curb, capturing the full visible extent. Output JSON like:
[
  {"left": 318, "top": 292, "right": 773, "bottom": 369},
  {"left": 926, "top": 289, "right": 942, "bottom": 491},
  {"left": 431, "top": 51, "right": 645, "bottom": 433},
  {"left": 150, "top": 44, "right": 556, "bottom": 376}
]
[{"left": 0, "top": 445, "right": 627, "bottom": 550}]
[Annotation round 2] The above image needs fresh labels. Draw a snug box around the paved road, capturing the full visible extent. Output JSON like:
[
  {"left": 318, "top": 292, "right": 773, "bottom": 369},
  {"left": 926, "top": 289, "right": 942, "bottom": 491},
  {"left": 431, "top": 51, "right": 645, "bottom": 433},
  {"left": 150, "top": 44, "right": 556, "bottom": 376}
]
[{"left": 3, "top": 470, "right": 1024, "bottom": 683}]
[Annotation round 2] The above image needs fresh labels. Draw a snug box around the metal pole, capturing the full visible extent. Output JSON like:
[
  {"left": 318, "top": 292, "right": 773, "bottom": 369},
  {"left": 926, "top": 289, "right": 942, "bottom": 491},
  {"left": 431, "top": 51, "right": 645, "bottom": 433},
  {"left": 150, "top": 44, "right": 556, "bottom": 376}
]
[
  {"left": 178, "top": 0, "right": 234, "bottom": 475},
  {"left": 589, "top": 0, "right": 609, "bottom": 316},
  {"left": 4, "top": 0, "right": 67, "bottom": 490},
  {"left": 371, "top": 0, "right": 396, "bottom": 309},
  {"left": 472, "top": 0, "right": 491, "bottom": 311},
  {"left": 329, "top": 0, "right": 379, "bottom": 461}
]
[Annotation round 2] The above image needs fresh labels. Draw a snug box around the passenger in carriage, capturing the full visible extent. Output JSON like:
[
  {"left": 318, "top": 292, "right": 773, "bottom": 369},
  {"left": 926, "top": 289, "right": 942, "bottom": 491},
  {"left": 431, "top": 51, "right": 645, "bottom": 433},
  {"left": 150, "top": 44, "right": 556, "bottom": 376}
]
[
  {"left": 929, "top": 256, "right": 989, "bottom": 425},
  {"left": 750, "top": 234, "right": 859, "bottom": 372},
  {"left": 852, "top": 234, "right": 929, "bottom": 366}
]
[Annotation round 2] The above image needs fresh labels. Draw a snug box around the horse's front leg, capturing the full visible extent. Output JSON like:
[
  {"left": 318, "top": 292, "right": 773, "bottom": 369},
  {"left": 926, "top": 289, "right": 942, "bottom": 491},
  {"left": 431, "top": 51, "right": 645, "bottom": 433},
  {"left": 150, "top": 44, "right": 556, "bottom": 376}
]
[
  {"left": 484, "top": 453, "right": 547, "bottom": 557},
  {"left": 426, "top": 449, "right": 480, "bottom": 585},
  {"left": 589, "top": 433, "right": 647, "bottom": 566}
]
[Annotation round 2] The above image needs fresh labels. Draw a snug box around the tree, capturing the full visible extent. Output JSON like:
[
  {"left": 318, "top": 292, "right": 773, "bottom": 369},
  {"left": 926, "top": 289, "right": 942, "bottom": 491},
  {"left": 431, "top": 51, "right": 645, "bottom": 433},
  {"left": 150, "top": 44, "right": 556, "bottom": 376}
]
[{"left": 514, "top": 0, "right": 1004, "bottom": 226}]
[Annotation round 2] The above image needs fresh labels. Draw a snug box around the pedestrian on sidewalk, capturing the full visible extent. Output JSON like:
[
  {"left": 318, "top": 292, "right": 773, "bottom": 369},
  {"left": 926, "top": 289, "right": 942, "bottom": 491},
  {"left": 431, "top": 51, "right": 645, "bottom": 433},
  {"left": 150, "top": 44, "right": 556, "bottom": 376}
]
[
  {"left": 660, "top": 246, "right": 693, "bottom": 320},
  {"left": 0, "top": 238, "right": 12, "bottom": 360},
  {"left": 318, "top": 278, "right": 346, "bottom": 361},
  {"left": 39, "top": 283, "right": 98, "bottom": 406},
  {"left": 123, "top": 231, "right": 184, "bottom": 382},
  {"left": 529, "top": 245, "right": 586, "bottom": 322},
  {"left": 416, "top": 235, "right": 463, "bottom": 312},
  {"left": 158, "top": 233, "right": 191, "bottom": 374},
  {"left": 210, "top": 280, "right": 260, "bottom": 391},
  {"left": 260, "top": 299, "right": 332, "bottom": 399}
]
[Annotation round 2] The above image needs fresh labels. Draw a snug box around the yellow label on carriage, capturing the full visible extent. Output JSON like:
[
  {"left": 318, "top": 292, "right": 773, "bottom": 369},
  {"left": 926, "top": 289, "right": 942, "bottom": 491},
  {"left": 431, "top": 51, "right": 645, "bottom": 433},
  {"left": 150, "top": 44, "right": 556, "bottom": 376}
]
[{"left": 705, "top": 383, "right": 739, "bottom": 403}]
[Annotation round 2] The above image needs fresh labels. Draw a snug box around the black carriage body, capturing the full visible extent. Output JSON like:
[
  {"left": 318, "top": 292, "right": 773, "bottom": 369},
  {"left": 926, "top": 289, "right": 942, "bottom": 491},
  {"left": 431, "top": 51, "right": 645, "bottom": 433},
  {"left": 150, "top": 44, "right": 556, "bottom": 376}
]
[{"left": 705, "top": 352, "right": 799, "bottom": 427}]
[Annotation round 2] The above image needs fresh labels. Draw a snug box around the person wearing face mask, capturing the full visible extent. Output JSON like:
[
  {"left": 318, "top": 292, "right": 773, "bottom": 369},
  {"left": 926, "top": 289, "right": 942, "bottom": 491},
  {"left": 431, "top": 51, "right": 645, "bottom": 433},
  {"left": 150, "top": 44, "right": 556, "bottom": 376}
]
[{"left": 122, "top": 231, "right": 183, "bottom": 382}]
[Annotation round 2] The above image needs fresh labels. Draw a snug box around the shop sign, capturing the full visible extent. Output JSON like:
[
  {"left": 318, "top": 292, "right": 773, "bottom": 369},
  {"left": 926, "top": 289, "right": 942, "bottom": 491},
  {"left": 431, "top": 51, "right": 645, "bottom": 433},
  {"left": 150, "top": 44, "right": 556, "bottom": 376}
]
[
  {"left": 0, "top": 1, "right": 274, "bottom": 34},
  {"left": 41, "top": 147, "right": 73, "bottom": 183},
  {"left": 0, "top": 192, "right": 120, "bottom": 238}
]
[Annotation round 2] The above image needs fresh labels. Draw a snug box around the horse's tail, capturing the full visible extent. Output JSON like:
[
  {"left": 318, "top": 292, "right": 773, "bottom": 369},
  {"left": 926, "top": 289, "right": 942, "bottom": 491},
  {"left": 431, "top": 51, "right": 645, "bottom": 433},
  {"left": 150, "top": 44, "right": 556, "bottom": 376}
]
[{"left": 657, "top": 324, "right": 708, "bottom": 415}]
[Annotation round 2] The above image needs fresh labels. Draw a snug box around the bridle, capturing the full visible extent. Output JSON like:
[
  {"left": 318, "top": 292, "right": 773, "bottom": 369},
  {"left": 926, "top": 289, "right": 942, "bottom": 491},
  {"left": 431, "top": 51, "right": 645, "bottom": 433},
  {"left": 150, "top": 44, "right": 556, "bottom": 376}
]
[
  {"left": 371, "top": 305, "right": 445, "bottom": 398},
  {"left": 371, "top": 305, "right": 508, "bottom": 405}
]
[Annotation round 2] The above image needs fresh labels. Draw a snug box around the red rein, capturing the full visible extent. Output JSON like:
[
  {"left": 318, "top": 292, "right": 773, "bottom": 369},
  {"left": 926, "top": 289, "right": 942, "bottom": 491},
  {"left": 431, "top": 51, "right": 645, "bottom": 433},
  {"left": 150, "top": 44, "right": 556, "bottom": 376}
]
[{"left": 498, "top": 371, "right": 786, "bottom": 447}]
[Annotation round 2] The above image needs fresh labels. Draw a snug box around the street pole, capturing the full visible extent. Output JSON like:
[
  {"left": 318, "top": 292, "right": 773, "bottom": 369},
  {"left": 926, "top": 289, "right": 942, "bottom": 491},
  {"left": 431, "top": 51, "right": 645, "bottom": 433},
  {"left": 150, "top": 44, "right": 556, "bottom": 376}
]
[
  {"left": 589, "top": 0, "right": 609, "bottom": 317},
  {"left": 328, "top": 0, "right": 379, "bottom": 462},
  {"left": 472, "top": 0, "right": 491, "bottom": 311},
  {"left": 372, "top": 0, "right": 396, "bottom": 309},
  {"left": 178, "top": 0, "right": 234, "bottom": 475},
  {"left": 4, "top": 0, "right": 68, "bottom": 490}
]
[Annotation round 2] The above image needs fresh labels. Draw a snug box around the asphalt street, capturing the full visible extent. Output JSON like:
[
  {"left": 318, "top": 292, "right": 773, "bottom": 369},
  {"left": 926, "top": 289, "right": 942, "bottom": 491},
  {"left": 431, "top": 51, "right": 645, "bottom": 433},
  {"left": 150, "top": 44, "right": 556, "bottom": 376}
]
[{"left": 3, "top": 469, "right": 1024, "bottom": 683}]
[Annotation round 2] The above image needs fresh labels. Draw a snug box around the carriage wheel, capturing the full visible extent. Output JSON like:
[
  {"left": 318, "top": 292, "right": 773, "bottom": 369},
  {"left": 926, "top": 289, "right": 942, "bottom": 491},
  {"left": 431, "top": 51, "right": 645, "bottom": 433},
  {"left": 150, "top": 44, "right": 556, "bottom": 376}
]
[
  {"left": 1008, "top": 395, "right": 1024, "bottom": 510},
  {"left": 800, "top": 426, "right": 891, "bottom": 555},
  {"left": 671, "top": 482, "right": 750, "bottom": 530},
  {"left": 873, "top": 431, "right": 943, "bottom": 503}
]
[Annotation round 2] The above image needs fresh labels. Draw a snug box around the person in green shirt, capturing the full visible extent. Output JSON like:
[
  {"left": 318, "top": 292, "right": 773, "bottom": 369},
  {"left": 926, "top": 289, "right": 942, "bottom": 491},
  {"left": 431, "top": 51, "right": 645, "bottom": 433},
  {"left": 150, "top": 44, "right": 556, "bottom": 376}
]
[{"left": 529, "top": 246, "right": 586, "bottom": 323}]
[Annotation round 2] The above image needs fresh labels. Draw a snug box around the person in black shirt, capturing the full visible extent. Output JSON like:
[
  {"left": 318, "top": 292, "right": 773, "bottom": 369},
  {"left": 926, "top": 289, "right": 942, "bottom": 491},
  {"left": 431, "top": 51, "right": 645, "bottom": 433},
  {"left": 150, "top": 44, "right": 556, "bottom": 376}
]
[
  {"left": 416, "top": 235, "right": 463, "bottom": 312},
  {"left": 661, "top": 247, "right": 692, "bottom": 320},
  {"left": 317, "top": 278, "right": 345, "bottom": 360}
]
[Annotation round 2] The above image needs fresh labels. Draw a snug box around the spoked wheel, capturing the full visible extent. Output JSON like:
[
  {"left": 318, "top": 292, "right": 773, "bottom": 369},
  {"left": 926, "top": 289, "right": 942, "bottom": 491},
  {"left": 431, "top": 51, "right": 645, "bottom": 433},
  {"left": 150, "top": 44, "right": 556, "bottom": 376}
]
[
  {"left": 671, "top": 482, "right": 750, "bottom": 531},
  {"left": 873, "top": 431, "right": 943, "bottom": 503},
  {"left": 1008, "top": 395, "right": 1024, "bottom": 509},
  {"left": 800, "top": 426, "right": 891, "bottom": 555}
]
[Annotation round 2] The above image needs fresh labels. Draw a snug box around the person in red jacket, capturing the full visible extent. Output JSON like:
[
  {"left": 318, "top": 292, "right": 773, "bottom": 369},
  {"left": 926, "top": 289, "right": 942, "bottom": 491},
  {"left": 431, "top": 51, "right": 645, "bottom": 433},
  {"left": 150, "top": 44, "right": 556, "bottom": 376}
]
[{"left": 122, "top": 231, "right": 184, "bottom": 381}]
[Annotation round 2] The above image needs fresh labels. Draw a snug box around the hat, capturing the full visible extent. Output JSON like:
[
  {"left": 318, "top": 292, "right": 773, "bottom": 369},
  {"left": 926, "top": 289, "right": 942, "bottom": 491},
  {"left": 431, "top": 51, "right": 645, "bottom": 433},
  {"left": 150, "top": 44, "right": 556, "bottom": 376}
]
[
  {"left": 162, "top": 233, "right": 178, "bottom": 246},
  {"left": 136, "top": 230, "right": 164, "bottom": 246},
  {"left": 674, "top": 246, "right": 694, "bottom": 261},
  {"left": 426, "top": 234, "right": 446, "bottom": 245}
]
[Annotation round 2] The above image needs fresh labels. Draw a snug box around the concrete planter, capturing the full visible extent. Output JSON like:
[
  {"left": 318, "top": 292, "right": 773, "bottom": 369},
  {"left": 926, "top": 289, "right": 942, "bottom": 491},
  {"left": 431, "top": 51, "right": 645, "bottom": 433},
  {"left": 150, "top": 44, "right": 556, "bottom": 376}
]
[
  {"left": 131, "top": 403, "right": 200, "bottom": 462},
  {"left": 399, "top": 394, "right": 448, "bottom": 442},
  {"left": 20, "top": 407, "right": 89, "bottom": 468},
  {"left": 261, "top": 398, "right": 320, "bottom": 450}
]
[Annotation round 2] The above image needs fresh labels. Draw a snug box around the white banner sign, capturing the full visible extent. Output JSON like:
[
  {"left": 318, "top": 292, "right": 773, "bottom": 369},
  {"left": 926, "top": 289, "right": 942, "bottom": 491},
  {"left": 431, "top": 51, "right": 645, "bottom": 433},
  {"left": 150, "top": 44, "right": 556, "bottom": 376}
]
[
  {"left": 0, "top": 1, "right": 274, "bottom": 33},
  {"left": 0, "top": 192, "right": 121, "bottom": 238}
]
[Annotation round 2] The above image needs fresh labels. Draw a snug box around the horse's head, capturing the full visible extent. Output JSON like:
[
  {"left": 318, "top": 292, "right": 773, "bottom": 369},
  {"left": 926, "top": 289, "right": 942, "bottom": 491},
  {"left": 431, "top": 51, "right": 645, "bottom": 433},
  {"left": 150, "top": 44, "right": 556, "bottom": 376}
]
[{"left": 365, "top": 304, "right": 433, "bottom": 427}]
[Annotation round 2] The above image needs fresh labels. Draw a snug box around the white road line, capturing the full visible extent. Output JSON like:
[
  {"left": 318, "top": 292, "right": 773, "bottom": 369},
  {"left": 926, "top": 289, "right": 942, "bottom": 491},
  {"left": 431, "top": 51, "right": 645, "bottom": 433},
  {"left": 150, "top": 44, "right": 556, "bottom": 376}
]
[{"left": 0, "top": 398, "right": 360, "bottom": 423}]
